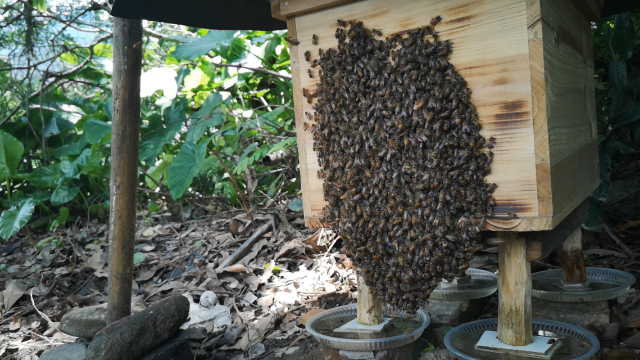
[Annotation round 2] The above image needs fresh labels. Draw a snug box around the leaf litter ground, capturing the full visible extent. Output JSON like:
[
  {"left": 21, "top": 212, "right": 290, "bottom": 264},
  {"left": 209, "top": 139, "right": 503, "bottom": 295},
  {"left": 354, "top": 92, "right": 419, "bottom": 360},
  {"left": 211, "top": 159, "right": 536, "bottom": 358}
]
[{"left": 1, "top": 207, "right": 640, "bottom": 359}]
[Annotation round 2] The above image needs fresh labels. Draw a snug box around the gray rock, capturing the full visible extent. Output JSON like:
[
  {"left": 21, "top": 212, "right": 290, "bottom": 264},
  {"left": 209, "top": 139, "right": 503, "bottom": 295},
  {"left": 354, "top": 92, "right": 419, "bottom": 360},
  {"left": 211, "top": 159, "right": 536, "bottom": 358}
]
[
  {"left": 224, "top": 325, "right": 245, "bottom": 345},
  {"left": 532, "top": 298, "right": 609, "bottom": 329},
  {"left": 426, "top": 299, "right": 486, "bottom": 325},
  {"left": 60, "top": 298, "right": 147, "bottom": 339},
  {"left": 420, "top": 349, "right": 457, "bottom": 360},
  {"left": 249, "top": 343, "right": 265, "bottom": 356},
  {"left": 60, "top": 305, "right": 108, "bottom": 339},
  {"left": 40, "top": 343, "right": 87, "bottom": 360},
  {"left": 285, "top": 346, "right": 300, "bottom": 355},
  {"left": 86, "top": 295, "right": 190, "bottom": 360},
  {"left": 339, "top": 350, "right": 374, "bottom": 359}
]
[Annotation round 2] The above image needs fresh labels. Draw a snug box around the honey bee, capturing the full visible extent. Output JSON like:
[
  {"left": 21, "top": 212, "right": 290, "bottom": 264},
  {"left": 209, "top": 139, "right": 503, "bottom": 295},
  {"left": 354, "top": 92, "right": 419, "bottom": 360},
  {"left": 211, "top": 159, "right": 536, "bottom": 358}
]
[
  {"left": 312, "top": 34, "right": 318, "bottom": 45},
  {"left": 308, "top": 69, "right": 313, "bottom": 78},
  {"left": 337, "top": 19, "right": 347, "bottom": 27},
  {"left": 284, "top": 36, "right": 299, "bottom": 45},
  {"left": 372, "top": 28, "right": 383, "bottom": 36},
  {"left": 304, "top": 50, "right": 311, "bottom": 62}
]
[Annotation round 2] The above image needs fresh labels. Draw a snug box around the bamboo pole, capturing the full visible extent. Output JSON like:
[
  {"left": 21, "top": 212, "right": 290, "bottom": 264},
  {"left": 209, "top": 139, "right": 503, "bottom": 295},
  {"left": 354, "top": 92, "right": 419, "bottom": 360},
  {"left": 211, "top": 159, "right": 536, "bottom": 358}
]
[
  {"left": 107, "top": 17, "right": 143, "bottom": 325},
  {"left": 557, "top": 228, "right": 587, "bottom": 283},
  {"left": 497, "top": 232, "right": 533, "bottom": 346}
]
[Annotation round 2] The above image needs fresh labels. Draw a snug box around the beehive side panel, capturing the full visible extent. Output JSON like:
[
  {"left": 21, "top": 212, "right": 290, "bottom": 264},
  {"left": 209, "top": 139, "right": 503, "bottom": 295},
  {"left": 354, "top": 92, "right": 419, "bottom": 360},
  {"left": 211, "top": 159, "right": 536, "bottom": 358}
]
[
  {"left": 525, "top": 0, "right": 552, "bottom": 218},
  {"left": 293, "top": 0, "right": 545, "bottom": 229},
  {"left": 541, "top": 0, "right": 599, "bottom": 227},
  {"left": 288, "top": 18, "right": 322, "bottom": 227}
]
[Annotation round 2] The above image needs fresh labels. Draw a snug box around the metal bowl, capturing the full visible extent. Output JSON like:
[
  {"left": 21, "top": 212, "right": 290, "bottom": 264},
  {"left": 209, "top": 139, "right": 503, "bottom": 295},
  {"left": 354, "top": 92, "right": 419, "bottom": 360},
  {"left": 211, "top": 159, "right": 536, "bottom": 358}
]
[{"left": 305, "top": 304, "right": 430, "bottom": 351}]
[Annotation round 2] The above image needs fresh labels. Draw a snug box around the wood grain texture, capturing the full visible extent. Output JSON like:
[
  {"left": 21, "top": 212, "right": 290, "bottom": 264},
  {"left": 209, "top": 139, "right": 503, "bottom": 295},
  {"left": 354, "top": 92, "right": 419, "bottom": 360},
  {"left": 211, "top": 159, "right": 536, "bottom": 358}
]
[
  {"left": 498, "top": 232, "right": 532, "bottom": 346},
  {"left": 292, "top": 0, "right": 539, "bottom": 227},
  {"left": 357, "top": 275, "right": 384, "bottom": 325},
  {"left": 283, "top": 0, "right": 599, "bottom": 231},
  {"left": 557, "top": 228, "right": 587, "bottom": 283},
  {"left": 540, "top": 0, "right": 600, "bottom": 227},
  {"left": 278, "top": 0, "right": 363, "bottom": 18}
]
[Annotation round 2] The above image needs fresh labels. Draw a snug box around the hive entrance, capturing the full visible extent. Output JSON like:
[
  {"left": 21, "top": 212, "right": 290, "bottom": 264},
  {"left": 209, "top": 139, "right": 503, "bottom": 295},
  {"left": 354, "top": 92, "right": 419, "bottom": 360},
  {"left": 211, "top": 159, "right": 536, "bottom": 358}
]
[{"left": 303, "top": 18, "right": 496, "bottom": 311}]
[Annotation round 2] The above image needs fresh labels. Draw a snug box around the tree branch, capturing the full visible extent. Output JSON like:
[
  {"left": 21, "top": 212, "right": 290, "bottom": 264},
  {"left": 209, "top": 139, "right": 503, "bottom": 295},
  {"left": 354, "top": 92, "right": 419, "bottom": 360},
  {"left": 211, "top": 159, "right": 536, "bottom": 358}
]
[{"left": 211, "top": 61, "right": 292, "bottom": 81}]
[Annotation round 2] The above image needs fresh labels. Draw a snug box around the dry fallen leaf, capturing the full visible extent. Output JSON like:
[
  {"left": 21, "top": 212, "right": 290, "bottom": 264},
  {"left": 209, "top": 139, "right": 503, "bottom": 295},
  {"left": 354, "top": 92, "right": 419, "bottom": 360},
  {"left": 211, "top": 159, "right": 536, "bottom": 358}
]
[
  {"left": 9, "top": 316, "right": 21, "bottom": 331},
  {"left": 297, "top": 309, "right": 323, "bottom": 326},
  {"left": 221, "top": 264, "right": 250, "bottom": 273},
  {"left": 3, "top": 279, "right": 28, "bottom": 310}
]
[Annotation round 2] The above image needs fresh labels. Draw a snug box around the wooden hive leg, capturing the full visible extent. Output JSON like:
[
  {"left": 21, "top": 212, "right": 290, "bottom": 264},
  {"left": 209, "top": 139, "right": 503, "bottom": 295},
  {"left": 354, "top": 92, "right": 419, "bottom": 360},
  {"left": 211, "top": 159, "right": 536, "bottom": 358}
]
[
  {"left": 498, "top": 232, "right": 533, "bottom": 346},
  {"left": 557, "top": 228, "right": 587, "bottom": 283},
  {"left": 357, "top": 275, "right": 384, "bottom": 325}
]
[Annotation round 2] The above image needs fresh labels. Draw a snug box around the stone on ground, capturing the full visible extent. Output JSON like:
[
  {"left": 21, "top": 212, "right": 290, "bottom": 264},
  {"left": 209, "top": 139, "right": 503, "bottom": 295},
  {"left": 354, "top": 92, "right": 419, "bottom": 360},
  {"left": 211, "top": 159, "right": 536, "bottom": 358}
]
[
  {"left": 86, "top": 294, "right": 189, "bottom": 360},
  {"left": 426, "top": 299, "right": 485, "bottom": 325},
  {"left": 40, "top": 343, "right": 87, "bottom": 360},
  {"left": 532, "top": 298, "right": 609, "bottom": 329},
  {"left": 60, "top": 296, "right": 147, "bottom": 339},
  {"left": 420, "top": 349, "right": 458, "bottom": 360}
]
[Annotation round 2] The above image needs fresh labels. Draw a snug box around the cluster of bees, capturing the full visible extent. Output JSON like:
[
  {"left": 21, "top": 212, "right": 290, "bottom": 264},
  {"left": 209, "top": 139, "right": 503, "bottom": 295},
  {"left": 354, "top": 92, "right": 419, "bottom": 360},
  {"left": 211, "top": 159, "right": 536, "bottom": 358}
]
[{"left": 298, "top": 18, "right": 496, "bottom": 311}]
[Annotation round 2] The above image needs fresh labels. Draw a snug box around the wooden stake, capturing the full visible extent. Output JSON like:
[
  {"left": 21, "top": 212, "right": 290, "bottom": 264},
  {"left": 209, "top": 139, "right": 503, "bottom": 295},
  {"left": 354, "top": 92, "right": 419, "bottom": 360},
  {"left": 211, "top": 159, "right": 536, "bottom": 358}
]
[
  {"left": 357, "top": 275, "right": 384, "bottom": 325},
  {"left": 498, "top": 232, "right": 533, "bottom": 346},
  {"left": 107, "top": 17, "right": 143, "bottom": 325},
  {"left": 557, "top": 228, "right": 587, "bottom": 283}
]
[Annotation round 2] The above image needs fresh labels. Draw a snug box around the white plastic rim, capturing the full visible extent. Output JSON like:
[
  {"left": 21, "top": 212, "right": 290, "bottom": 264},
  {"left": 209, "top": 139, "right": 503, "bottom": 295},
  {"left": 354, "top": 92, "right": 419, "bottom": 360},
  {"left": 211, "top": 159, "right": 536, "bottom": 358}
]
[
  {"left": 444, "top": 318, "right": 599, "bottom": 360},
  {"left": 305, "top": 304, "right": 430, "bottom": 351},
  {"left": 430, "top": 268, "right": 498, "bottom": 301},
  {"left": 532, "top": 267, "right": 636, "bottom": 302}
]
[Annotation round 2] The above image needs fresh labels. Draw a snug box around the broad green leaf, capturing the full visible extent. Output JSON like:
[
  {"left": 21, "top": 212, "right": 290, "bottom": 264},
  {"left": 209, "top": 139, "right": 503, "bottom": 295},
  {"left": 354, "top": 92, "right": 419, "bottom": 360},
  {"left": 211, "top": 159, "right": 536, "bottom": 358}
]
[
  {"left": 269, "top": 137, "right": 296, "bottom": 154},
  {"left": 44, "top": 118, "right": 60, "bottom": 138},
  {"left": 617, "top": 103, "right": 640, "bottom": 125},
  {"left": 140, "top": 130, "right": 167, "bottom": 163},
  {"left": 167, "top": 141, "right": 207, "bottom": 199},
  {"left": 193, "top": 93, "right": 222, "bottom": 119},
  {"left": 59, "top": 52, "right": 78, "bottom": 65},
  {"left": 288, "top": 199, "right": 303, "bottom": 212},
  {"left": 50, "top": 182, "right": 80, "bottom": 206},
  {"left": 84, "top": 118, "right": 112, "bottom": 144},
  {"left": 66, "top": 149, "right": 93, "bottom": 178},
  {"left": 93, "top": 44, "right": 113, "bottom": 59},
  {"left": 55, "top": 118, "right": 76, "bottom": 133},
  {"left": 54, "top": 135, "right": 87, "bottom": 158},
  {"left": 172, "top": 31, "right": 236, "bottom": 60},
  {"left": 133, "top": 252, "right": 146, "bottom": 264},
  {"left": 609, "top": 60, "right": 627, "bottom": 88},
  {"left": 183, "top": 68, "right": 206, "bottom": 92},
  {"left": 30, "top": 165, "right": 66, "bottom": 188},
  {"left": 176, "top": 67, "right": 191, "bottom": 90},
  {"left": 33, "top": 0, "right": 46, "bottom": 11},
  {"left": 612, "top": 13, "right": 636, "bottom": 60},
  {"left": 0, "top": 130, "right": 24, "bottom": 182},
  {"left": 80, "top": 151, "right": 103, "bottom": 174},
  {"left": 605, "top": 141, "right": 635, "bottom": 154},
  {"left": 145, "top": 154, "right": 173, "bottom": 189},
  {"left": 187, "top": 93, "right": 224, "bottom": 142},
  {"left": 0, "top": 199, "right": 35, "bottom": 240}
]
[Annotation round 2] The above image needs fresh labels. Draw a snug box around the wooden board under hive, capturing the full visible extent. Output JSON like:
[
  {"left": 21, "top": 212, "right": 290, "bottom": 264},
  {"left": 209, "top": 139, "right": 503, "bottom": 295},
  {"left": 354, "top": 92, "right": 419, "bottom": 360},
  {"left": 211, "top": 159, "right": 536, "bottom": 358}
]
[{"left": 275, "top": 0, "right": 600, "bottom": 231}]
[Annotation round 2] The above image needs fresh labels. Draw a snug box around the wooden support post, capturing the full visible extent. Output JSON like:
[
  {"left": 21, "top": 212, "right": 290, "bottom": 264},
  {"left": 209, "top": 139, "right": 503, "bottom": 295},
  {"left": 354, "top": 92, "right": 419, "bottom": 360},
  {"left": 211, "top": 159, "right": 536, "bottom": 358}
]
[
  {"left": 498, "top": 232, "right": 533, "bottom": 346},
  {"left": 107, "top": 17, "right": 143, "bottom": 325},
  {"left": 357, "top": 275, "right": 384, "bottom": 325},
  {"left": 557, "top": 228, "right": 587, "bottom": 283}
]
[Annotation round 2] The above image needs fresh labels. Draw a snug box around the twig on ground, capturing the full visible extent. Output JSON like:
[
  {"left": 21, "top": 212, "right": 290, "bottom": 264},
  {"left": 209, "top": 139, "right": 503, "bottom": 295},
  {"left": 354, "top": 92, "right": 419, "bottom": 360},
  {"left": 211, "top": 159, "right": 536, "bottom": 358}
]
[{"left": 603, "top": 223, "right": 635, "bottom": 256}]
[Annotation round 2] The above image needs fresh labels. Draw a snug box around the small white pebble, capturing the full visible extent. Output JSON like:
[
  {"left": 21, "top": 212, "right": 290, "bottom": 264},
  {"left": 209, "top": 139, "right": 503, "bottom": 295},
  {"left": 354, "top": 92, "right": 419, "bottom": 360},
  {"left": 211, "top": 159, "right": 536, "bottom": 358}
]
[{"left": 200, "top": 291, "right": 217, "bottom": 307}]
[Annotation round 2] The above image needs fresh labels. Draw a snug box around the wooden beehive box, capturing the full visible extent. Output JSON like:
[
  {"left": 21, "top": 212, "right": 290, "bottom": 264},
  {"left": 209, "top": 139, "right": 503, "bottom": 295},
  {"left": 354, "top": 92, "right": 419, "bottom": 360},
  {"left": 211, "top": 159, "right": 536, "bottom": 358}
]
[{"left": 272, "top": 0, "right": 601, "bottom": 232}]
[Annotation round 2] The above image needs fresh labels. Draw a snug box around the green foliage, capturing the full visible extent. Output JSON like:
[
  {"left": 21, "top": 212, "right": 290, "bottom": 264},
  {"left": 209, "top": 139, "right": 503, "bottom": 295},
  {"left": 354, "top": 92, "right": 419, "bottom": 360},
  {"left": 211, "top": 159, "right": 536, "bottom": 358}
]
[
  {"left": 587, "top": 11, "right": 640, "bottom": 230},
  {"left": 0, "top": 199, "right": 35, "bottom": 240},
  {"left": 0, "top": 7, "right": 296, "bottom": 241}
]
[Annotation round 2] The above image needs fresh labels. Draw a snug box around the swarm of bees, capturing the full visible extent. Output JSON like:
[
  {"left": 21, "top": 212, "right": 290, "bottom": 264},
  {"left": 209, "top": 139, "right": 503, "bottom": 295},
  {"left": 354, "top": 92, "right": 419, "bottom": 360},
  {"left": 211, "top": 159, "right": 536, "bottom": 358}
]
[{"left": 303, "top": 17, "right": 496, "bottom": 311}]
